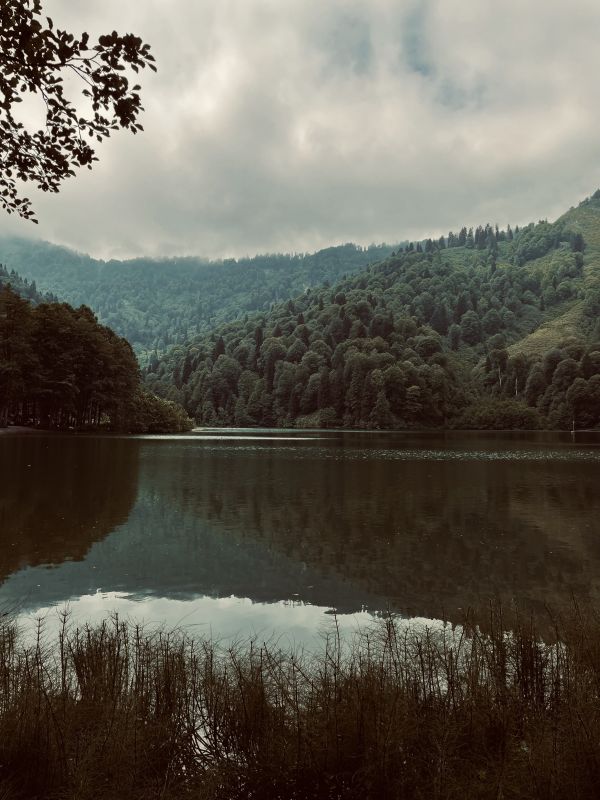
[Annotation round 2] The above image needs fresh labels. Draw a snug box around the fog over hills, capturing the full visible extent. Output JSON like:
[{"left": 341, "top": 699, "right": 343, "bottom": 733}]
[{"left": 3, "top": 191, "right": 600, "bottom": 431}]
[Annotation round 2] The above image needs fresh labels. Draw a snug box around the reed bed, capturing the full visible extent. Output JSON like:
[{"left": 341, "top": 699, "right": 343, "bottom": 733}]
[{"left": 2, "top": 606, "right": 600, "bottom": 799}]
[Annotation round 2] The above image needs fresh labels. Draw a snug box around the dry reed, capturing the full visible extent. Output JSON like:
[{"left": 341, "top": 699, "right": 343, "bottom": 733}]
[{"left": 1, "top": 604, "right": 600, "bottom": 799}]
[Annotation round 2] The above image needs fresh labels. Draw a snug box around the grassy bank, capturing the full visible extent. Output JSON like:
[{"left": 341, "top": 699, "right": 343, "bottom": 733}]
[{"left": 2, "top": 608, "right": 600, "bottom": 799}]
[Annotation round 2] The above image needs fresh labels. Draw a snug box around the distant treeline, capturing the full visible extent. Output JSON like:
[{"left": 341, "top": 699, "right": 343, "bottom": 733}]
[
  {"left": 147, "top": 211, "right": 600, "bottom": 430},
  {"left": 0, "top": 239, "right": 398, "bottom": 360},
  {"left": 0, "top": 286, "right": 192, "bottom": 432},
  {"left": 403, "top": 218, "right": 584, "bottom": 262},
  {"left": 4, "top": 195, "right": 600, "bottom": 432},
  {"left": 0, "top": 263, "right": 57, "bottom": 304}
]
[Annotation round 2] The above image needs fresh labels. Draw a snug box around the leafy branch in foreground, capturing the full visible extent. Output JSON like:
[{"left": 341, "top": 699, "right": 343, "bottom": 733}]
[{"left": 0, "top": 0, "right": 156, "bottom": 221}]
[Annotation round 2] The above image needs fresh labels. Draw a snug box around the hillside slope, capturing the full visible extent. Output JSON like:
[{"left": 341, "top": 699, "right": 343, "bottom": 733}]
[
  {"left": 505, "top": 196, "right": 600, "bottom": 358},
  {"left": 0, "top": 237, "right": 397, "bottom": 361},
  {"left": 147, "top": 195, "right": 600, "bottom": 430},
  {"left": 0, "top": 263, "right": 57, "bottom": 305}
]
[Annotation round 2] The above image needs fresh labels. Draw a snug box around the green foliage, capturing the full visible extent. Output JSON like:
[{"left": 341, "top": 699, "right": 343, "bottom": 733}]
[
  {"left": 583, "top": 283, "right": 600, "bottom": 318},
  {"left": 0, "top": 286, "right": 190, "bottom": 432},
  {"left": 125, "top": 390, "right": 194, "bottom": 433},
  {"left": 454, "top": 398, "right": 541, "bottom": 430},
  {"left": 6, "top": 195, "right": 600, "bottom": 432},
  {"left": 512, "top": 219, "right": 578, "bottom": 266},
  {"left": 0, "top": 263, "right": 56, "bottom": 304},
  {"left": 148, "top": 245, "right": 504, "bottom": 428},
  {"left": 147, "top": 206, "right": 600, "bottom": 430},
  {"left": 0, "top": 238, "right": 398, "bottom": 360},
  {"left": 0, "top": 0, "right": 155, "bottom": 220},
  {"left": 460, "top": 310, "right": 482, "bottom": 345},
  {"left": 481, "top": 336, "right": 600, "bottom": 430}
]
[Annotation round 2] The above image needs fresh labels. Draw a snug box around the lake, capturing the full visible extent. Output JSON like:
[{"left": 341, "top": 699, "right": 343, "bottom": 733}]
[{"left": 2, "top": 429, "right": 600, "bottom": 644}]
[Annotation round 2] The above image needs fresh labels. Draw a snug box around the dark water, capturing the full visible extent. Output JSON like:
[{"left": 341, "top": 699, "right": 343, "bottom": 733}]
[{"left": 2, "top": 430, "right": 600, "bottom": 641}]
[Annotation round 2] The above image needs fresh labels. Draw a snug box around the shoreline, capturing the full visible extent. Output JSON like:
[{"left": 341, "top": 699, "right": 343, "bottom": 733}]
[
  {"left": 0, "top": 425, "right": 48, "bottom": 435},
  {"left": 2, "top": 424, "right": 600, "bottom": 437}
]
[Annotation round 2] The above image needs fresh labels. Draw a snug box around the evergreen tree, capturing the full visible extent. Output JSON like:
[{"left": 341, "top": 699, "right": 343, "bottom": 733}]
[{"left": 370, "top": 390, "right": 392, "bottom": 429}]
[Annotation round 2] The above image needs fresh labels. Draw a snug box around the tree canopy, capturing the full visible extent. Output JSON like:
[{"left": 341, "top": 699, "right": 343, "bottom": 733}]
[
  {"left": 0, "top": 0, "right": 155, "bottom": 220},
  {"left": 0, "top": 285, "right": 191, "bottom": 432},
  {"left": 0, "top": 238, "right": 397, "bottom": 360},
  {"left": 145, "top": 212, "right": 600, "bottom": 431}
]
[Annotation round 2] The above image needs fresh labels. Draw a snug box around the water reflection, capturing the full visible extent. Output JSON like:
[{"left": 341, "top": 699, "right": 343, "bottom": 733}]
[
  {"left": 16, "top": 593, "right": 376, "bottom": 650},
  {"left": 138, "top": 432, "right": 600, "bottom": 621},
  {"left": 0, "top": 434, "right": 139, "bottom": 581},
  {"left": 1, "top": 431, "right": 600, "bottom": 635}
]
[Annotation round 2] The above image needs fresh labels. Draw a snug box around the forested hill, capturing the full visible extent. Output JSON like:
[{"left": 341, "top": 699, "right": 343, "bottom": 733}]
[
  {"left": 0, "top": 238, "right": 397, "bottom": 360},
  {"left": 146, "top": 193, "right": 600, "bottom": 431},
  {"left": 0, "top": 286, "right": 192, "bottom": 433},
  {"left": 0, "top": 263, "right": 57, "bottom": 305}
]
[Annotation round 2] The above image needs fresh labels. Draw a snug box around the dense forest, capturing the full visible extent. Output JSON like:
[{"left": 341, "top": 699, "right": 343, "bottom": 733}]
[
  {"left": 0, "top": 239, "right": 397, "bottom": 361},
  {"left": 0, "top": 286, "right": 192, "bottom": 432},
  {"left": 0, "top": 264, "right": 57, "bottom": 305},
  {"left": 146, "top": 194, "right": 600, "bottom": 430},
  {"left": 3, "top": 193, "right": 600, "bottom": 431}
]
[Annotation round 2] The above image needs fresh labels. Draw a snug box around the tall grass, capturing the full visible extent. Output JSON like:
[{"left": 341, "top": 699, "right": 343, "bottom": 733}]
[{"left": 2, "top": 606, "right": 600, "bottom": 798}]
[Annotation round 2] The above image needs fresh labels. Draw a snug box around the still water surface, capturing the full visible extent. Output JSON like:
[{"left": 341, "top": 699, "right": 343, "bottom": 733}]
[{"left": 1, "top": 429, "right": 600, "bottom": 643}]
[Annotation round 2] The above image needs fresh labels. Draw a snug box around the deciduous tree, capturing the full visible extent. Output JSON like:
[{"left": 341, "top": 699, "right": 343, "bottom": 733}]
[{"left": 0, "top": 0, "right": 155, "bottom": 220}]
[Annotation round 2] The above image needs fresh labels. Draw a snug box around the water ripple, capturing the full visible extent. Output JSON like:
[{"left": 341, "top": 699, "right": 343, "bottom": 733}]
[{"left": 167, "top": 443, "right": 600, "bottom": 463}]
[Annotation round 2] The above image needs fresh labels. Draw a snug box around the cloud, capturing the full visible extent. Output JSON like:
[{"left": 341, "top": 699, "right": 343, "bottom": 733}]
[
  {"left": 401, "top": 0, "right": 434, "bottom": 78},
  {"left": 1, "top": 0, "right": 600, "bottom": 259}
]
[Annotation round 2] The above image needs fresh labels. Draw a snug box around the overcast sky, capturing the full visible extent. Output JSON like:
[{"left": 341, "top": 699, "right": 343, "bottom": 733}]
[{"left": 2, "top": 0, "right": 600, "bottom": 260}]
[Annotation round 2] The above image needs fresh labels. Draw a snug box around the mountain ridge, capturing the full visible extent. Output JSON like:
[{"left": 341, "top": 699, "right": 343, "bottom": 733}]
[
  {"left": 0, "top": 236, "right": 398, "bottom": 361},
  {"left": 145, "top": 192, "right": 600, "bottom": 430},
  {"left": 3, "top": 191, "right": 600, "bottom": 430}
]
